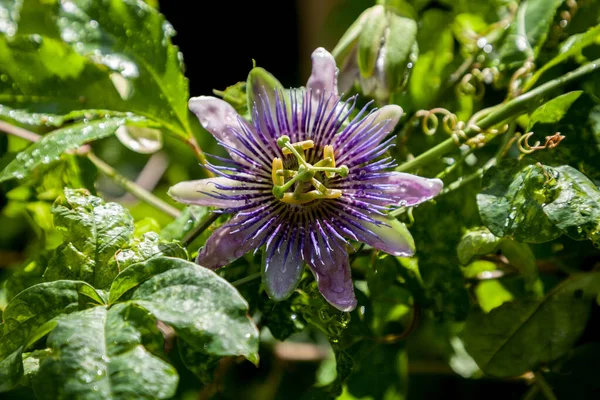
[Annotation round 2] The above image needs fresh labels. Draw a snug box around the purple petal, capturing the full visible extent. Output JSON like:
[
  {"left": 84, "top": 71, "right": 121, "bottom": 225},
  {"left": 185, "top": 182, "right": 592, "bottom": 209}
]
[
  {"left": 344, "top": 173, "right": 443, "bottom": 207},
  {"left": 307, "top": 47, "right": 338, "bottom": 100},
  {"left": 304, "top": 238, "right": 357, "bottom": 312},
  {"left": 196, "top": 214, "right": 272, "bottom": 270},
  {"left": 353, "top": 214, "right": 415, "bottom": 257},
  {"left": 188, "top": 96, "right": 255, "bottom": 163},
  {"left": 379, "top": 173, "right": 443, "bottom": 206},
  {"left": 168, "top": 177, "right": 261, "bottom": 208},
  {"left": 263, "top": 228, "right": 304, "bottom": 301}
]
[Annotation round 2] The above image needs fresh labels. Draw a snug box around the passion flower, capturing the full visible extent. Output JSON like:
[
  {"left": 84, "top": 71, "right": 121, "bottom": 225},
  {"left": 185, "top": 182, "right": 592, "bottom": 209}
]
[{"left": 169, "top": 48, "right": 442, "bottom": 311}]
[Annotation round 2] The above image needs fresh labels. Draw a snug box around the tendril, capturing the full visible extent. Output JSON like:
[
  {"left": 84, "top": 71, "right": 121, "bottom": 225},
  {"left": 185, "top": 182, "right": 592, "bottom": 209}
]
[
  {"left": 457, "top": 67, "right": 501, "bottom": 100},
  {"left": 415, "top": 107, "right": 509, "bottom": 148},
  {"left": 517, "top": 132, "right": 565, "bottom": 154}
]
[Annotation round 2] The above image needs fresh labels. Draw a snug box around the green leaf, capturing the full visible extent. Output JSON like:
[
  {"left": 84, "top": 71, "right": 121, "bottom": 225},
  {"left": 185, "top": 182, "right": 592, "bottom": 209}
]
[
  {"left": 43, "top": 189, "right": 134, "bottom": 289},
  {"left": 457, "top": 227, "right": 502, "bottom": 265},
  {"left": 109, "top": 257, "right": 259, "bottom": 364},
  {"left": 0, "top": 116, "right": 147, "bottom": 183},
  {"left": 20, "top": 349, "right": 51, "bottom": 387},
  {"left": 477, "top": 162, "right": 562, "bottom": 243},
  {"left": 0, "top": 35, "right": 131, "bottom": 123},
  {"left": 475, "top": 280, "right": 515, "bottom": 313},
  {"left": 526, "top": 25, "right": 600, "bottom": 90},
  {"left": 543, "top": 165, "right": 600, "bottom": 244},
  {"left": 109, "top": 231, "right": 187, "bottom": 274},
  {"left": 497, "top": 0, "right": 565, "bottom": 66},
  {"left": 526, "top": 91, "right": 583, "bottom": 128},
  {"left": 462, "top": 272, "right": 600, "bottom": 377},
  {"left": 0, "top": 280, "right": 103, "bottom": 391},
  {"left": 177, "top": 341, "right": 220, "bottom": 383},
  {"left": 33, "top": 304, "right": 178, "bottom": 400},
  {"left": 332, "top": 6, "right": 371, "bottom": 63},
  {"left": 55, "top": 0, "right": 194, "bottom": 139},
  {"left": 3, "top": 253, "right": 48, "bottom": 301}
]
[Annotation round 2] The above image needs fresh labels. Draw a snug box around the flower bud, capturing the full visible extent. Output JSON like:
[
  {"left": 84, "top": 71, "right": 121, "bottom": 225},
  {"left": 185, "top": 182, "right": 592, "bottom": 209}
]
[{"left": 333, "top": 5, "right": 418, "bottom": 102}]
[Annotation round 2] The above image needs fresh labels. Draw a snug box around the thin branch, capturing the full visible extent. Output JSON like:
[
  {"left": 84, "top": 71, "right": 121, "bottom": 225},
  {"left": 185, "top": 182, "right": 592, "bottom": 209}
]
[
  {"left": 231, "top": 272, "right": 262, "bottom": 287},
  {"left": 533, "top": 372, "right": 557, "bottom": 400},
  {"left": 182, "top": 211, "right": 220, "bottom": 246},
  {"left": 0, "top": 120, "right": 43, "bottom": 142},
  {"left": 87, "top": 153, "right": 181, "bottom": 218},
  {"left": 0, "top": 121, "right": 181, "bottom": 218}
]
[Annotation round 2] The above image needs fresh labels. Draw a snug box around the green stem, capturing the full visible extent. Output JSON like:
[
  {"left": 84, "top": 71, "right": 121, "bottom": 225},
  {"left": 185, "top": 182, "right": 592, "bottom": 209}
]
[
  {"left": 231, "top": 272, "right": 262, "bottom": 287},
  {"left": 533, "top": 372, "right": 557, "bottom": 400},
  {"left": 87, "top": 153, "right": 181, "bottom": 218},
  {"left": 397, "top": 59, "right": 600, "bottom": 172},
  {"left": 182, "top": 211, "right": 220, "bottom": 247}
]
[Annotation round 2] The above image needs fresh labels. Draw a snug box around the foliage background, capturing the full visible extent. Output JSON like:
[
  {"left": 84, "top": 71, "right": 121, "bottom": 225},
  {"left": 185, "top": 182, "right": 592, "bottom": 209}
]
[{"left": 1, "top": 0, "right": 600, "bottom": 399}]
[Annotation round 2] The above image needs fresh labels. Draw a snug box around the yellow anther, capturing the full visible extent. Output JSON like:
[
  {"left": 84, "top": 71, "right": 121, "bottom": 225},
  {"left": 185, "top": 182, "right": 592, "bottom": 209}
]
[
  {"left": 282, "top": 140, "right": 315, "bottom": 155},
  {"left": 272, "top": 157, "right": 284, "bottom": 186},
  {"left": 323, "top": 145, "right": 336, "bottom": 178}
]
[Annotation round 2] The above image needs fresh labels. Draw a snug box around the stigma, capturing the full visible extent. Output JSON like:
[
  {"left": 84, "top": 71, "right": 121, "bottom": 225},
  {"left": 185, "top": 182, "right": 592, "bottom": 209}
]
[{"left": 271, "top": 136, "right": 348, "bottom": 205}]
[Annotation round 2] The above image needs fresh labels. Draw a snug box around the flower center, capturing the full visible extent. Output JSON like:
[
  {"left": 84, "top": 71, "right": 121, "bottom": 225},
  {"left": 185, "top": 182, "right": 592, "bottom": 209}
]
[{"left": 271, "top": 135, "right": 349, "bottom": 205}]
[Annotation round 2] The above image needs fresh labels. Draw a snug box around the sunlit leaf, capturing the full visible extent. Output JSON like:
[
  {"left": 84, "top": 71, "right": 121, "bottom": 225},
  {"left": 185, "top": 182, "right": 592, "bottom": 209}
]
[
  {"left": 109, "top": 257, "right": 259, "bottom": 364},
  {"left": 33, "top": 304, "right": 177, "bottom": 400}
]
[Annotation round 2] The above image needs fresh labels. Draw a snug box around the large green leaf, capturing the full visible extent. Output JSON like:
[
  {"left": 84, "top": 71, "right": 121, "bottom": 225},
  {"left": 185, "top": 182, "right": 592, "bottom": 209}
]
[
  {"left": 462, "top": 273, "right": 600, "bottom": 377},
  {"left": 526, "top": 25, "right": 600, "bottom": 90},
  {"left": 43, "top": 189, "right": 134, "bottom": 289},
  {"left": 33, "top": 304, "right": 178, "bottom": 400},
  {"left": 543, "top": 165, "right": 600, "bottom": 245},
  {"left": 109, "top": 257, "right": 259, "bottom": 364},
  {"left": 0, "top": 116, "right": 147, "bottom": 183},
  {"left": 0, "top": 280, "right": 103, "bottom": 391},
  {"left": 109, "top": 231, "right": 188, "bottom": 272},
  {"left": 0, "top": 35, "right": 130, "bottom": 124},
  {"left": 526, "top": 91, "right": 583, "bottom": 128},
  {"left": 477, "top": 162, "right": 562, "bottom": 243},
  {"left": 55, "top": 0, "right": 194, "bottom": 139},
  {"left": 497, "top": 0, "right": 564, "bottom": 66}
]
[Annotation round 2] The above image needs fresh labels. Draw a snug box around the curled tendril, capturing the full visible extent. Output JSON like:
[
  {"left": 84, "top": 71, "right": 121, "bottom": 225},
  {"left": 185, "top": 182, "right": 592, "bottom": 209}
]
[
  {"left": 415, "top": 108, "right": 467, "bottom": 145},
  {"left": 518, "top": 132, "right": 565, "bottom": 154},
  {"left": 508, "top": 59, "right": 535, "bottom": 98},
  {"left": 457, "top": 67, "right": 501, "bottom": 100},
  {"left": 414, "top": 107, "right": 509, "bottom": 148}
]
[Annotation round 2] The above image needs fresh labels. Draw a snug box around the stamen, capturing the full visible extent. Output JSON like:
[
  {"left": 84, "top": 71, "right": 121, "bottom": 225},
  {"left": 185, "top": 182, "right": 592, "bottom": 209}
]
[
  {"left": 323, "top": 145, "right": 336, "bottom": 178},
  {"left": 272, "top": 136, "right": 349, "bottom": 204},
  {"left": 272, "top": 158, "right": 284, "bottom": 186}
]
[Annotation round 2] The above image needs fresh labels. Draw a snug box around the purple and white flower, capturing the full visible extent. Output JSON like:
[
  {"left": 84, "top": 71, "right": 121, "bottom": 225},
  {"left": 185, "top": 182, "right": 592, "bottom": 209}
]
[{"left": 169, "top": 48, "right": 442, "bottom": 311}]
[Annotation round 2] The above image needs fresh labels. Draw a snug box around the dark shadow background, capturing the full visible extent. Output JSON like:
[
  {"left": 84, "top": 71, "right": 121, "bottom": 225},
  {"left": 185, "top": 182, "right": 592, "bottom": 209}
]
[{"left": 160, "top": 1, "right": 301, "bottom": 95}]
